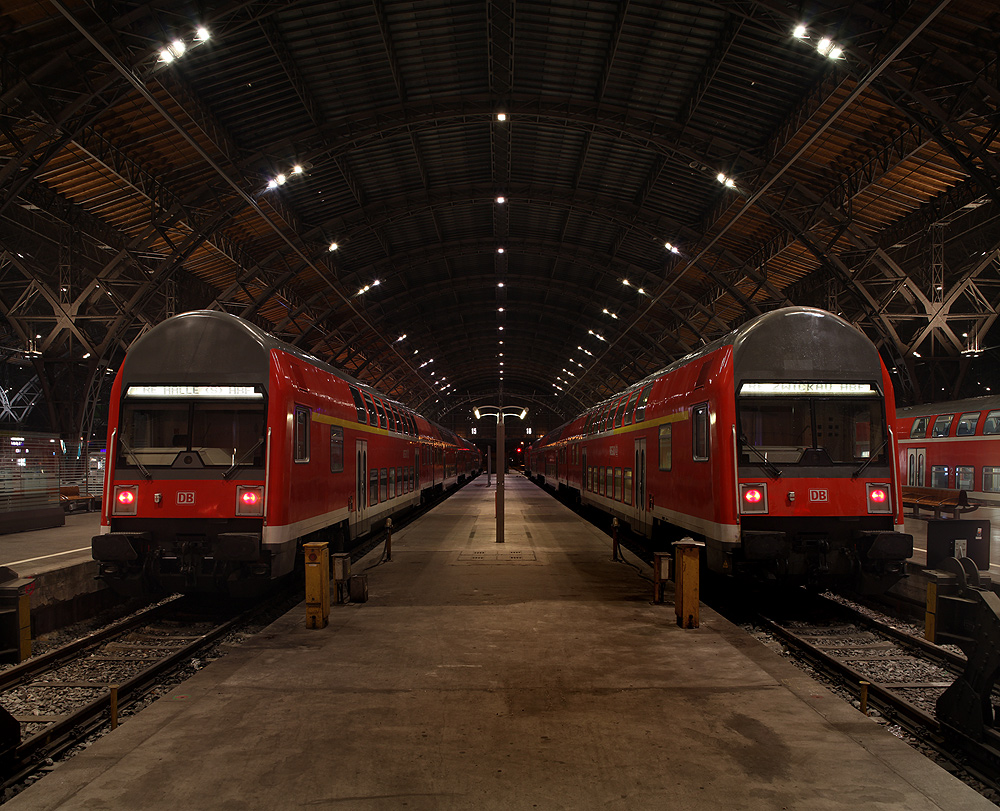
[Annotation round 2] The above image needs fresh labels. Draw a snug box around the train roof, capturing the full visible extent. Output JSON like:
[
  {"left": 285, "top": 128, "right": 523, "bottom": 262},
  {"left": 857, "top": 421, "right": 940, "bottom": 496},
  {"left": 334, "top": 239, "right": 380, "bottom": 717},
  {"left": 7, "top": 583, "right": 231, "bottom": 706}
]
[
  {"left": 120, "top": 311, "right": 462, "bottom": 444},
  {"left": 897, "top": 395, "right": 1000, "bottom": 419},
  {"left": 585, "top": 307, "right": 882, "bottom": 412},
  {"left": 531, "top": 308, "right": 883, "bottom": 451}
]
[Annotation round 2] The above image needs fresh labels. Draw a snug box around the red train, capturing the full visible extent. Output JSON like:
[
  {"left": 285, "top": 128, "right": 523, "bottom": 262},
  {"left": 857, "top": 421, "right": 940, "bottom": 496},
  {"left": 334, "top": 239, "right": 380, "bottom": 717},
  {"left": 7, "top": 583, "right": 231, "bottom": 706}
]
[
  {"left": 526, "top": 307, "right": 912, "bottom": 592},
  {"left": 92, "top": 311, "right": 481, "bottom": 597},
  {"left": 896, "top": 395, "right": 1000, "bottom": 503}
]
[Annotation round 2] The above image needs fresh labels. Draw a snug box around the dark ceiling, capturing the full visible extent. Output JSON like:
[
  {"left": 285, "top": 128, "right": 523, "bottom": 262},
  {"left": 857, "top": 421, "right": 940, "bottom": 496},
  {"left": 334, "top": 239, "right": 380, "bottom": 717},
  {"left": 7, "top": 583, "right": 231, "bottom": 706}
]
[{"left": 2, "top": 0, "right": 1000, "bottom": 438}]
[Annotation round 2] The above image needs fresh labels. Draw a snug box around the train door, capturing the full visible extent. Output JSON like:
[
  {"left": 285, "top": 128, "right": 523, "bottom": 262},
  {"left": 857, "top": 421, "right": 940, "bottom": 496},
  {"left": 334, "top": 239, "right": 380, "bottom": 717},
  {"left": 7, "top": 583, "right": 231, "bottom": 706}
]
[
  {"left": 353, "top": 440, "right": 371, "bottom": 536},
  {"left": 633, "top": 438, "right": 649, "bottom": 536},
  {"left": 581, "top": 447, "right": 588, "bottom": 498},
  {"left": 907, "top": 448, "right": 926, "bottom": 487}
]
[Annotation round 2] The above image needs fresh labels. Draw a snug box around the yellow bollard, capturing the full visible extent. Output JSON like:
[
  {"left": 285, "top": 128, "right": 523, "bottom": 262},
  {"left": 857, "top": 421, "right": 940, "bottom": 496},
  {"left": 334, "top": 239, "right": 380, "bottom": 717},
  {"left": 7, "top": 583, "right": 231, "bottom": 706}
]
[
  {"left": 925, "top": 581, "right": 938, "bottom": 643},
  {"left": 674, "top": 538, "right": 705, "bottom": 629},
  {"left": 859, "top": 681, "right": 870, "bottom": 716},
  {"left": 304, "top": 542, "right": 330, "bottom": 628}
]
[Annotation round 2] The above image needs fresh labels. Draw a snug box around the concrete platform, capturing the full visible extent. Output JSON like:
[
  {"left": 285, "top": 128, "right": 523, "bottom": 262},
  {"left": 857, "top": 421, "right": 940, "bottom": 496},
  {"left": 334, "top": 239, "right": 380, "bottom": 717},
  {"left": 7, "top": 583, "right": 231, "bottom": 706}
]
[
  {"left": 0, "top": 512, "right": 111, "bottom": 636},
  {"left": 4, "top": 475, "right": 993, "bottom": 810}
]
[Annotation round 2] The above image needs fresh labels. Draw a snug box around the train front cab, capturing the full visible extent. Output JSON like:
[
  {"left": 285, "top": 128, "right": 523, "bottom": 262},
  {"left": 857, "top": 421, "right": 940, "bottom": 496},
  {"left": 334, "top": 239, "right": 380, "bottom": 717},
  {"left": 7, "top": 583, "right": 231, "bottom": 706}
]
[
  {"left": 726, "top": 310, "right": 911, "bottom": 593},
  {"left": 94, "top": 376, "right": 273, "bottom": 598}
]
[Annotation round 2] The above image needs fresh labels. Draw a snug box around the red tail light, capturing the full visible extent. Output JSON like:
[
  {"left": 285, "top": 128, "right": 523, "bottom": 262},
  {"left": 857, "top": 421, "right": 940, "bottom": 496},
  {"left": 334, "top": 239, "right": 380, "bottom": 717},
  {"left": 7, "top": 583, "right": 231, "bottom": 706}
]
[
  {"left": 113, "top": 485, "right": 138, "bottom": 515},
  {"left": 237, "top": 485, "right": 265, "bottom": 516},
  {"left": 867, "top": 483, "right": 892, "bottom": 514},
  {"left": 739, "top": 483, "right": 768, "bottom": 514}
]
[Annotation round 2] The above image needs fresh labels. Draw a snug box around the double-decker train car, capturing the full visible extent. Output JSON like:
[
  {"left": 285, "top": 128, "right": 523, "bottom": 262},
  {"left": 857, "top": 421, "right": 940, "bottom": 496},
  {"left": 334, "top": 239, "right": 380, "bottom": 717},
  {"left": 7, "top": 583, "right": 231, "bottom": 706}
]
[
  {"left": 93, "top": 311, "right": 480, "bottom": 597},
  {"left": 896, "top": 395, "right": 1000, "bottom": 503},
  {"left": 526, "top": 307, "right": 911, "bottom": 592}
]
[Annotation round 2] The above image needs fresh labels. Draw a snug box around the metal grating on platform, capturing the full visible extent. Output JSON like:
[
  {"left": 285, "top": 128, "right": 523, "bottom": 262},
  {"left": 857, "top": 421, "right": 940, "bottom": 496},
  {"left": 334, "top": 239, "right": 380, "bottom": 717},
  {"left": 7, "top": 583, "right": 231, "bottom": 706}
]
[{"left": 458, "top": 550, "right": 537, "bottom": 563}]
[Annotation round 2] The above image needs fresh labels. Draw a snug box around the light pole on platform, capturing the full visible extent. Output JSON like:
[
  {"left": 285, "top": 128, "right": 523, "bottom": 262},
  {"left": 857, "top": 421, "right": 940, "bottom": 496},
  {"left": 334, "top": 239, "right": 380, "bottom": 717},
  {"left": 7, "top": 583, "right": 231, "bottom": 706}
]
[{"left": 473, "top": 405, "right": 527, "bottom": 544}]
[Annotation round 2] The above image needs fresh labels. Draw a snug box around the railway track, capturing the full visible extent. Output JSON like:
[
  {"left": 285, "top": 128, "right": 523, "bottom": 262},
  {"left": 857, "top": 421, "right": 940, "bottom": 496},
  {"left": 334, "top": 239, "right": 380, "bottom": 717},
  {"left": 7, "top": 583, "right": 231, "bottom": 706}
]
[
  {"left": 0, "top": 590, "right": 297, "bottom": 794},
  {"left": 756, "top": 594, "right": 1000, "bottom": 795}
]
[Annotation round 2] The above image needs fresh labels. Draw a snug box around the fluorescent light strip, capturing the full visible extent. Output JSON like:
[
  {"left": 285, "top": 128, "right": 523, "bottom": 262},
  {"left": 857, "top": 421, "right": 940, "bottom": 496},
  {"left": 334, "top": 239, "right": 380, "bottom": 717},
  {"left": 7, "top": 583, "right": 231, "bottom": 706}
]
[
  {"left": 126, "top": 385, "right": 262, "bottom": 399},
  {"left": 741, "top": 382, "right": 875, "bottom": 396}
]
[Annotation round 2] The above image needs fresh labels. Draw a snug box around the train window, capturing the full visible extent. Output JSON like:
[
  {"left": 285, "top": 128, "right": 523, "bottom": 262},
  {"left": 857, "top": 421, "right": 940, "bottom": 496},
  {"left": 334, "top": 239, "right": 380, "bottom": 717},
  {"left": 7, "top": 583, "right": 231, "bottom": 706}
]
[
  {"left": 369, "top": 469, "right": 379, "bottom": 505},
  {"left": 604, "top": 404, "right": 615, "bottom": 431},
  {"left": 739, "top": 395, "right": 886, "bottom": 467},
  {"left": 397, "top": 467, "right": 403, "bottom": 496},
  {"left": 119, "top": 396, "right": 265, "bottom": 470},
  {"left": 603, "top": 467, "right": 611, "bottom": 496},
  {"left": 692, "top": 404, "right": 709, "bottom": 461},
  {"left": 957, "top": 466, "right": 974, "bottom": 490},
  {"left": 362, "top": 391, "right": 378, "bottom": 426},
  {"left": 373, "top": 398, "right": 387, "bottom": 429},
  {"left": 330, "top": 426, "right": 344, "bottom": 473},
  {"left": 350, "top": 387, "right": 368, "bottom": 424},
  {"left": 623, "top": 468, "right": 633, "bottom": 504},
  {"left": 984, "top": 467, "right": 1000, "bottom": 493},
  {"left": 622, "top": 390, "right": 639, "bottom": 426},
  {"left": 294, "top": 406, "right": 310, "bottom": 462},
  {"left": 634, "top": 384, "right": 653, "bottom": 423},
  {"left": 931, "top": 414, "right": 954, "bottom": 437},
  {"left": 388, "top": 467, "right": 395, "bottom": 498},
  {"left": 985, "top": 411, "right": 1000, "bottom": 435},
  {"left": 957, "top": 412, "right": 981, "bottom": 436},
  {"left": 410, "top": 415, "right": 419, "bottom": 437},
  {"left": 614, "top": 396, "right": 627, "bottom": 429},
  {"left": 909, "top": 417, "right": 928, "bottom": 438},
  {"left": 614, "top": 468, "right": 622, "bottom": 501},
  {"left": 380, "top": 468, "right": 388, "bottom": 501},
  {"left": 931, "top": 465, "right": 950, "bottom": 488},
  {"left": 659, "top": 424, "right": 672, "bottom": 471}
]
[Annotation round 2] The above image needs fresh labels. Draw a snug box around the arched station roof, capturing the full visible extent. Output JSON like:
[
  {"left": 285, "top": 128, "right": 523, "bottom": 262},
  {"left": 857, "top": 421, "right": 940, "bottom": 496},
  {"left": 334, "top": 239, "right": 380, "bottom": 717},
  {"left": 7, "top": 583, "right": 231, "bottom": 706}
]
[{"left": 2, "top": 0, "right": 999, "bottom": 435}]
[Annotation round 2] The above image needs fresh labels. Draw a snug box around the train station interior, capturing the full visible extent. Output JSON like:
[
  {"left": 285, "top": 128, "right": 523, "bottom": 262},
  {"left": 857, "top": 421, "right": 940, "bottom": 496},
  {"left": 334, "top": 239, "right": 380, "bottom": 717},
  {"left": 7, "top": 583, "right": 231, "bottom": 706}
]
[{"left": 3, "top": 1, "right": 1000, "bottom": 808}]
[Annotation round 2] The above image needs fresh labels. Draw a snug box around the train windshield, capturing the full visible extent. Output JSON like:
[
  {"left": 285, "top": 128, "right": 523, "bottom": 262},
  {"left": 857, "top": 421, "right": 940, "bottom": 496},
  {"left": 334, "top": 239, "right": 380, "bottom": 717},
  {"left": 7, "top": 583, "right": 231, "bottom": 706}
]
[
  {"left": 117, "top": 386, "right": 266, "bottom": 471},
  {"left": 738, "top": 383, "right": 887, "bottom": 471}
]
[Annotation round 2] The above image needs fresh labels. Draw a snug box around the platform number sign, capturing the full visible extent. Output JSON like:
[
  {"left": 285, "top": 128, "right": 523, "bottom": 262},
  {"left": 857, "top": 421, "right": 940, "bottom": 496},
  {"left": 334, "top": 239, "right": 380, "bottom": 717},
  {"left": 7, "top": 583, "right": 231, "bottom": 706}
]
[
  {"left": 808, "top": 489, "right": 828, "bottom": 503},
  {"left": 177, "top": 491, "right": 196, "bottom": 505}
]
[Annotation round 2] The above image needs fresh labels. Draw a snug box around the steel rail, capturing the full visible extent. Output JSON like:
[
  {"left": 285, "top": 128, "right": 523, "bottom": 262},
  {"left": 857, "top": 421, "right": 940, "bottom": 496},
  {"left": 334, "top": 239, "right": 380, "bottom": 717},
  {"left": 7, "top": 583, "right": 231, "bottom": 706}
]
[
  {"left": 759, "top": 614, "right": 1000, "bottom": 793},
  {"left": 0, "top": 597, "right": 181, "bottom": 693}
]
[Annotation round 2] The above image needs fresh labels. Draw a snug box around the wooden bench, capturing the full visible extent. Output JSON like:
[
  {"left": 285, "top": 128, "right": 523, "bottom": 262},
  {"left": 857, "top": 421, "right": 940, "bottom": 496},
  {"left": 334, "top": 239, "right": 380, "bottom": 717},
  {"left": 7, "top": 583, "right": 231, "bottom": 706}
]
[
  {"left": 59, "top": 485, "right": 94, "bottom": 513},
  {"left": 900, "top": 486, "right": 978, "bottom": 519}
]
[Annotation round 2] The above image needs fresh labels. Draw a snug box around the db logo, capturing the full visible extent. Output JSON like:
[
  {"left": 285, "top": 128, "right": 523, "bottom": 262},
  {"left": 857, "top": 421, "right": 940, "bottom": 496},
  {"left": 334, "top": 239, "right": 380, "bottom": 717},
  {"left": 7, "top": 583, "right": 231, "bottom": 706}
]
[
  {"left": 177, "top": 491, "right": 196, "bottom": 505},
  {"left": 809, "top": 489, "right": 828, "bottom": 502}
]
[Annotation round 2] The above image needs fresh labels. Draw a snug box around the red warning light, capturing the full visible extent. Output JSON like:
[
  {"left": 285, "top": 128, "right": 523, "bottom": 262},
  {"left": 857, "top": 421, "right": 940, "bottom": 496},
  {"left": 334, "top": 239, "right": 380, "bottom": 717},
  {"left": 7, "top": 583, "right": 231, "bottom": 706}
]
[
  {"left": 870, "top": 488, "right": 887, "bottom": 503},
  {"left": 117, "top": 489, "right": 135, "bottom": 505},
  {"left": 744, "top": 488, "right": 762, "bottom": 504},
  {"left": 241, "top": 490, "right": 260, "bottom": 506}
]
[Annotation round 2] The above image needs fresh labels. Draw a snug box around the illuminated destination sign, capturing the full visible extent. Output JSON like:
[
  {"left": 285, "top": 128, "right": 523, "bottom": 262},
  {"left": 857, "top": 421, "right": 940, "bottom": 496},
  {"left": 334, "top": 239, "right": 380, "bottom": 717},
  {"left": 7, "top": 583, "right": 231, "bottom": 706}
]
[
  {"left": 125, "top": 386, "right": 262, "bottom": 399},
  {"left": 741, "top": 382, "right": 875, "bottom": 396}
]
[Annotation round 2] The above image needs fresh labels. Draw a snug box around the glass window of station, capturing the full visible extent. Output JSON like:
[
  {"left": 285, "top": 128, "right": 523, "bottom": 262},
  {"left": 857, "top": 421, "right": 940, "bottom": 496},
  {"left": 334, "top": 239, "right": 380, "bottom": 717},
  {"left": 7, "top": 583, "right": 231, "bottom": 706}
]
[
  {"left": 736, "top": 381, "right": 887, "bottom": 473},
  {"left": 117, "top": 385, "right": 266, "bottom": 472}
]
